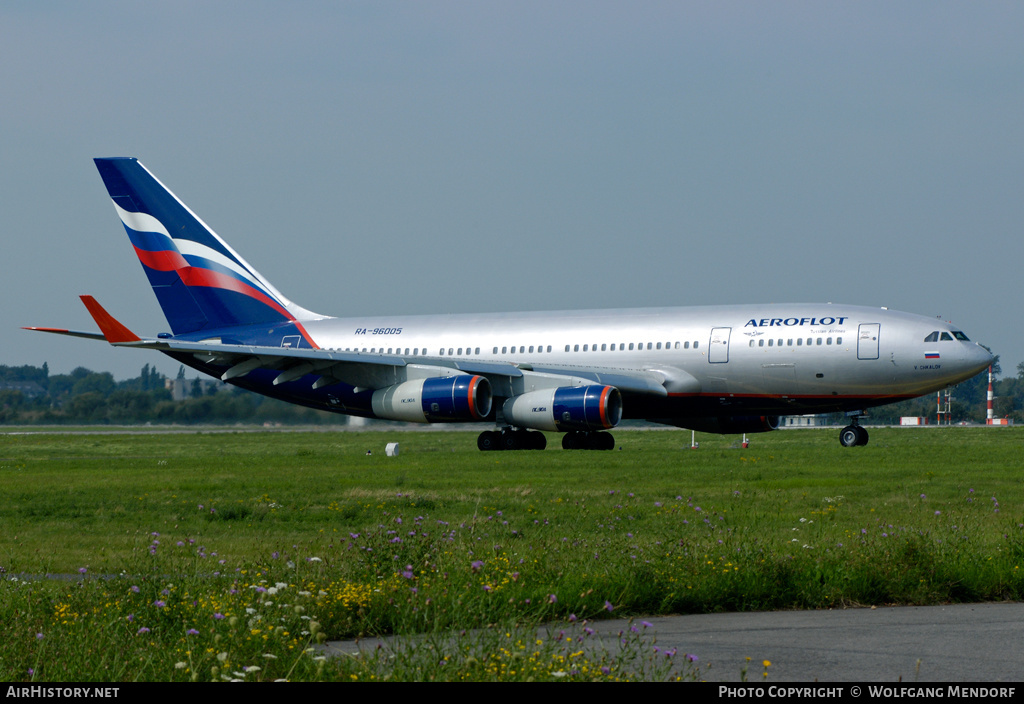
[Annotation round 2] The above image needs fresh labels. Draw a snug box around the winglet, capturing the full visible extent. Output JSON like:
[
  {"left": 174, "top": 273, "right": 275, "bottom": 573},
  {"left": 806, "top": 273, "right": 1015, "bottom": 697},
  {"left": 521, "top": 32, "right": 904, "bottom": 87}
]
[{"left": 79, "top": 295, "right": 142, "bottom": 343}]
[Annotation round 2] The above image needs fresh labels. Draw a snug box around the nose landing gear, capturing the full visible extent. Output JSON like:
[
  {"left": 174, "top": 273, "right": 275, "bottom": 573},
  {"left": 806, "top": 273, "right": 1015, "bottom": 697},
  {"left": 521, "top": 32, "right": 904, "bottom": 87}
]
[{"left": 839, "top": 414, "right": 869, "bottom": 447}]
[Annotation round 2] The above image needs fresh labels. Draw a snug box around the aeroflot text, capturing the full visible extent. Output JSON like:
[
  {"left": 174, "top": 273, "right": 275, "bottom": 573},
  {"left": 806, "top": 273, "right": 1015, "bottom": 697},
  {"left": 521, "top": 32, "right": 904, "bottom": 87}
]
[{"left": 745, "top": 317, "right": 849, "bottom": 328}]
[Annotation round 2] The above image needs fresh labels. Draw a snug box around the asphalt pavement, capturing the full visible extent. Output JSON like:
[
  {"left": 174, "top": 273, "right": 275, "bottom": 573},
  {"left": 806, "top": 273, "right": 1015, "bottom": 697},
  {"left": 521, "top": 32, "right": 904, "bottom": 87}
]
[{"left": 325, "top": 602, "right": 1024, "bottom": 682}]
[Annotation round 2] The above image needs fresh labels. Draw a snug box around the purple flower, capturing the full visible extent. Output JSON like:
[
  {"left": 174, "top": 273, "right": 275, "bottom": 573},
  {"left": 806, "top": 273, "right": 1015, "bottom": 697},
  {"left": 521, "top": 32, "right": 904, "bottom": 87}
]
[
  {"left": 154, "top": 600, "right": 166, "bottom": 608},
  {"left": 471, "top": 560, "right": 484, "bottom": 572},
  {"left": 548, "top": 594, "right": 557, "bottom": 604},
  {"left": 79, "top": 567, "right": 87, "bottom": 574},
  {"left": 137, "top": 627, "right": 150, "bottom": 635},
  {"left": 213, "top": 613, "right": 225, "bottom": 620},
  {"left": 186, "top": 629, "right": 199, "bottom": 636},
  {"left": 604, "top": 601, "right": 614, "bottom": 612}
]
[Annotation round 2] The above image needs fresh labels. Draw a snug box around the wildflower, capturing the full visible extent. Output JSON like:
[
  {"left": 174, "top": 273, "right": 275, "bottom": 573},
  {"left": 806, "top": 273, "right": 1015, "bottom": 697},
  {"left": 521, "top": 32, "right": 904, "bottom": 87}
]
[
  {"left": 187, "top": 629, "right": 199, "bottom": 636},
  {"left": 548, "top": 594, "right": 557, "bottom": 604},
  {"left": 154, "top": 600, "right": 166, "bottom": 608},
  {"left": 137, "top": 627, "right": 150, "bottom": 635},
  {"left": 605, "top": 601, "right": 614, "bottom": 612},
  {"left": 471, "top": 560, "right": 484, "bottom": 572}
]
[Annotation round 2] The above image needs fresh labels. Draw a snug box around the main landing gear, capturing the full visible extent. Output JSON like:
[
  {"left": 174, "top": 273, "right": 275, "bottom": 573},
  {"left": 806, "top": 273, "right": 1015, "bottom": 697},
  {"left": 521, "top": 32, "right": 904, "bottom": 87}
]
[
  {"left": 562, "top": 430, "right": 615, "bottom": 451},
  {"left": 839, "top": 417, "right": 869, "bottom": 447},
  {"left": 476, "top": 428, "right": 616, "bottom": 451},
  {"left": 477, "top": 428, "right": 546, "bottom": 451}
]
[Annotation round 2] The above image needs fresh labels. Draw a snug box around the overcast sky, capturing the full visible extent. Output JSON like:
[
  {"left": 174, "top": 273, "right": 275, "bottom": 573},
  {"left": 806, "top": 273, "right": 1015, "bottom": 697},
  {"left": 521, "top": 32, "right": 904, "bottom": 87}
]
[{"left": 3, "top": 1, "right": 1022, "bottom": 383}]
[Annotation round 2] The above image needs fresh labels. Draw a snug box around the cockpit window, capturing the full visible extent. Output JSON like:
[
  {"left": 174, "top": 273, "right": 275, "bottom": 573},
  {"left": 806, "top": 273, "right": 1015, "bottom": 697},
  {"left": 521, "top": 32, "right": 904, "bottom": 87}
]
[
  {"left": 952, "top": 331, "right": 970, "bottom": 341},
  {"left": 924, "top": 331, "right": 939, "bottom": 342},
  {"left": 940, "top": 332, "right": 953, "bottom": 341}
]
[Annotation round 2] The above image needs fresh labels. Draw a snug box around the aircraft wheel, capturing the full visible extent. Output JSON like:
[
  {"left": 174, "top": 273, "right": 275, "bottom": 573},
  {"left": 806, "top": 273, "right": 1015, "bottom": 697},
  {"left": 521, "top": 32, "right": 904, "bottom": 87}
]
[
  {"left": 855, "top": 426, "right": 869, "bottom": 446},
  {"left": 562, "top": 432, "right": 581, "bottom": 450},
  {"left": 588, "top": 432, "right": 615, "bottom": 450},
  {"left": 501, "top": 430, "right": 521, "bottom": 451},
  {"left": 478, "top": 431, "right": 499, "bottom": 451},
  {"left": 839, "top": 426, "right": 861, "bottom": 447},
  {"left": 529, "top": 431, "right": 547, "bottom": 450}
]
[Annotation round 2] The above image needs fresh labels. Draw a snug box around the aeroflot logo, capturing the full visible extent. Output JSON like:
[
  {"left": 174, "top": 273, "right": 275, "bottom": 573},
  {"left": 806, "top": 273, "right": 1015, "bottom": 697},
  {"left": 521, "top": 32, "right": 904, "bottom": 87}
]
[{"left": 745, "top": 316, "right": 849, "bottom": 328}]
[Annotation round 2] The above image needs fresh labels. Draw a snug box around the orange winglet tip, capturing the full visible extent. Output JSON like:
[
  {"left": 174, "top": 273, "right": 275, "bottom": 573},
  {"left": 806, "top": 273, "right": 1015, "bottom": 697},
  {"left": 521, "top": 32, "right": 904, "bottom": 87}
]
[{"left": 79, "top": 295, "right": 141, "bottom": 343}]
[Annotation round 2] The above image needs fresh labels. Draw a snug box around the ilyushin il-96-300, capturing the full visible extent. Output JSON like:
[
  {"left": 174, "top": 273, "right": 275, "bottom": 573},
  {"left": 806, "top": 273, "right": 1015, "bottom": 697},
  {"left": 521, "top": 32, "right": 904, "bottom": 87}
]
[{"left": 28, "top": 158, "right": 993, "bottom": 450}]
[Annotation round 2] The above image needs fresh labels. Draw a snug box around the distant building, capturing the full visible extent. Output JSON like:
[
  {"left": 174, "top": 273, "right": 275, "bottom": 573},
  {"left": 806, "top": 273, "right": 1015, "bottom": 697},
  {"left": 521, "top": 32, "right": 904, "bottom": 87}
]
[
  {"left": 165, "top": 377, "right": 223, "bottom": 401},
  {"left": 0, "top": 381, "right": 47, "bottom": 399},
  {"left": 781, "top": 414, "right": 829, "bottom": 428}
]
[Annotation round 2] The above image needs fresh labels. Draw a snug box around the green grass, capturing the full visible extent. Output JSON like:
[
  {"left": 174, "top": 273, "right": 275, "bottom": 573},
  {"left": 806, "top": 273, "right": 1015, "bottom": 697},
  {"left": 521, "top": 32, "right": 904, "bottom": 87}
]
[{"left": 1, "top": 426, "right": 1022, "bottom": 681}]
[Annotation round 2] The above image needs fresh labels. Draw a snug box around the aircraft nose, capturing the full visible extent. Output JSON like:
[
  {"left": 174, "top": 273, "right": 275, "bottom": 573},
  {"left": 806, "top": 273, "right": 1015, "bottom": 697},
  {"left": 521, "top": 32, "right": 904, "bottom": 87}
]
[{"left": 969, "top": 344, "right": 995, "bottom": 374}]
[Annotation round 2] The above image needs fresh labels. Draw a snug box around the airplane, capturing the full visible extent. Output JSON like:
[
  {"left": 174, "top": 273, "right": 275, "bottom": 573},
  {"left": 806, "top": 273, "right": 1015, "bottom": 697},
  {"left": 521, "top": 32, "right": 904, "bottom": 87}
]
[{"left": 27, "top": 158, "right": 994, "bottom": 450}]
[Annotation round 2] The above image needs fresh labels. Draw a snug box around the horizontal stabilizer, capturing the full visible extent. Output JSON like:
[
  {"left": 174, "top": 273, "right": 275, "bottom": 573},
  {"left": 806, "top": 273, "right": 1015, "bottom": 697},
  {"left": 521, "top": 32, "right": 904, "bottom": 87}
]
[{"left": 21, "top": 326, "right": 107, "bottom": 341}]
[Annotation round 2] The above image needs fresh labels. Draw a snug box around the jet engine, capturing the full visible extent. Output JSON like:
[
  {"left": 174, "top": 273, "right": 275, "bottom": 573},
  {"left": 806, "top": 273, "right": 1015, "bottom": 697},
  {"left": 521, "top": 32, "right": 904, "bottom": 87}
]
[
  {"left": 681, "top": 415, "right": 780, "bottom": 434},
  {"left": 502, "top": 385, "right": 622, "bottom": 432},
  {"left": 371, "top": 374, "right": 492, "bottom": 423}
]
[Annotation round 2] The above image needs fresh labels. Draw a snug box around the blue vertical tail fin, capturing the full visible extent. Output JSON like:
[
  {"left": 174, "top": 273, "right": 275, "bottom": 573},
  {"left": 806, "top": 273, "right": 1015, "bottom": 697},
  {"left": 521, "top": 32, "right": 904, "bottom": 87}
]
[{"left": 94, "top": 157, "right": 322, "bottom": 337}]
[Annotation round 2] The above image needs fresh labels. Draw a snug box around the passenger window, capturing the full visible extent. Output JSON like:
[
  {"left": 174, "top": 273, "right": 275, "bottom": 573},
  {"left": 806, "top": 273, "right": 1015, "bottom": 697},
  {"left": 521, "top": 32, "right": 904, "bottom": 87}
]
[
  {"left": 583, "top": 344, "right": 588, "bottom": 352},
  {"left": 797, "top": 338, "right": 802, "bottom": 346},
  {"left": 547, "top": 345, "right": 552, "bottom": 352},
  {"left": 759, "top": 339, "right": 764, "bottom": 347},
  {"left": 629, "top": 343, "right": 634, "bottom": 350},
  {"left": 601, "top": 344, "right": 607, "bottom": 351},
  {"left": 768, "top": 339, "right": 773, "bottom": 347},
  {"left": 694, "top": 341, "right": 699, "bottom": 349},
  {"left": 684, "top": 341, "right": 690, "bottom": 349},
  {"left": 574, "top": 344, "right": 579, "bottom": 352},
  {"left": 837, "top": 337, "right": 842, "bottom": 345},
  {"left": 565, "top": 345, "right": 570, "bottom": 352},
  {"left": 529, "top": 346, "right": 534, "bottom": 353}
]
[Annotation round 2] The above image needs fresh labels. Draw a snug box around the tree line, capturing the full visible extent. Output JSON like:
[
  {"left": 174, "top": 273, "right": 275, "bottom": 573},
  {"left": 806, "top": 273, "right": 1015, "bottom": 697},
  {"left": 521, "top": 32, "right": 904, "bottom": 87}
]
[
  {"left": 0, "top": 363, "right": 347, "bottom": 425},
  {"left": 1, "top": 358, "right": 1019, "bottom": 426}
]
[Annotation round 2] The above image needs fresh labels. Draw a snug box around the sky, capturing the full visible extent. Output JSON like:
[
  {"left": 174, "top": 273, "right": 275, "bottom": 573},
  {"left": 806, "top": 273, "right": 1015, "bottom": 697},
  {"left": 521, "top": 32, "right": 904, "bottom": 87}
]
[{"left": 3, "top": 1, "right": 1022, "bottom": 382}]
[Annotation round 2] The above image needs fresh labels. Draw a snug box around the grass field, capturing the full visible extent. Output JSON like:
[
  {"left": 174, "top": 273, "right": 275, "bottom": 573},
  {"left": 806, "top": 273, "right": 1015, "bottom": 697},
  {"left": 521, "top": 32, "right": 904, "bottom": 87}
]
[{"left": 1, "top": 426, "right": 1022, "bottom": 681}]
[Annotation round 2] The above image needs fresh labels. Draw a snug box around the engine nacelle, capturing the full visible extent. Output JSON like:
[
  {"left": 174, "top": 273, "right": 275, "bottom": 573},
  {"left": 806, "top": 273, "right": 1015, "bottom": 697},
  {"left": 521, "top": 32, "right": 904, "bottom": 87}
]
[
  {"left": 503, "top": 385, "right": 622, "bottom": 432},
  {"left": 681, "top": 415, "right": 780, "bottom": 434},
  {"left": 372, "top": 375, "right": 492, "bottom": 423}
]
